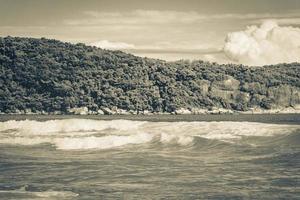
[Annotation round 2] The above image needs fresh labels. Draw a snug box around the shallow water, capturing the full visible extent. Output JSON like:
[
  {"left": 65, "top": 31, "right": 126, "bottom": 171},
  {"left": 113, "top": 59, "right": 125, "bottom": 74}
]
[{"left": 0, "top": 116, "right": 299, "bottom": 199}]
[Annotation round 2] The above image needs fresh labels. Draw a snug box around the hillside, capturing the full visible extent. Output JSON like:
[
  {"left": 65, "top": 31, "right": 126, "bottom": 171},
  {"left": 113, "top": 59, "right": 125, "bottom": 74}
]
[{"left": 0, "top": 36, "right": 300, "bottom": 114}]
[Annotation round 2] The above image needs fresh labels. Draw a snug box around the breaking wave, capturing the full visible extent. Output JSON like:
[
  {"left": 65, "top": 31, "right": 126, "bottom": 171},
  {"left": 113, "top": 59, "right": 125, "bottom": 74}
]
[
  {"left": 54, "top": 133, "right": 153, "bottom": 150},
  {"left": 0, "top": 119, "right": 299, "bottom": 150},
  {"left": 0, "top": 185, "right": 78, "bottom": 199}
]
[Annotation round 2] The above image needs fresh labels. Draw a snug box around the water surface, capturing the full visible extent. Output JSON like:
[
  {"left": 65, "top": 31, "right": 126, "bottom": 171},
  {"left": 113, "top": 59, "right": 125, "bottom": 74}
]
[{"left": 0, "top": 115, "right": 299, "bottom": 199}]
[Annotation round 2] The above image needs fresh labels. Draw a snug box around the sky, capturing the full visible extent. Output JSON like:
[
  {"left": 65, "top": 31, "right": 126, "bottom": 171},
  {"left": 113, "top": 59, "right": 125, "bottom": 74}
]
[{"left": 1, "top": 0, "right": 300, "bottom": 65}]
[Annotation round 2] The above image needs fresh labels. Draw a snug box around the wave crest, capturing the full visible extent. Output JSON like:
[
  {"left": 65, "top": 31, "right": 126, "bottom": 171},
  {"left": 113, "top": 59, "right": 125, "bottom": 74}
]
[
  {"left": 54, "top": 132, "right": 153, "bottom": 150},
  {"left": 0, "top": 119, "right": 145, "bottom": 135},
  {"left": 0, "top": 119, "right": 299, "bottom": 150}
]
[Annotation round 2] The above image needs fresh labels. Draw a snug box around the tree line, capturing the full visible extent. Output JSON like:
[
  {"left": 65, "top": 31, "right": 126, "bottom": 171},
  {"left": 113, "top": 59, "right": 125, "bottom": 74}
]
[{"left": 0, "top": 36, "right": 299, "bottom": 114}]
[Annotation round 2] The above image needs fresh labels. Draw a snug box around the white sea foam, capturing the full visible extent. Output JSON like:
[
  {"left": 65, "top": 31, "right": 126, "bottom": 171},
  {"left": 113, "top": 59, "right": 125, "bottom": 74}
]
[
  {"left": 0, "top": 119, "right": 145, "bottom": 135},
  {"left": 160, "top": 133, "right": 194, "bottom": 146},
  {"left": 0, "top": 187, "right": 79, "bottom": 199},
  {"left": 34, "top": 190, "right": 78, "bottom": 198},
  {"left": 0, "top": 137, "right": 51, "bottom": 146},
  {"left": 0, "top": 119, "right": 299, "bottom": 150},
  {"left": 54, "top": 132, "right": 153, "bottom": 150}
]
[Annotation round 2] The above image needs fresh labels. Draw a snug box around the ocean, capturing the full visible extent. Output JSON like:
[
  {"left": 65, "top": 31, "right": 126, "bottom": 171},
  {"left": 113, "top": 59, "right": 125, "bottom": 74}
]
[{"left": 0, "top": 115, "right": 299, "bottom": 199}]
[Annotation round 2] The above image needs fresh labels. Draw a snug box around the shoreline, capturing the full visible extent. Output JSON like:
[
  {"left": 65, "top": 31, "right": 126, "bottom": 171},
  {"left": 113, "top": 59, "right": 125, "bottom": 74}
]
[
  {"left": 2, "top": 105, "right": 300, "bottom": 116},
  {"left": 1, "top": 113, "right": 300, "bottom": 124}
]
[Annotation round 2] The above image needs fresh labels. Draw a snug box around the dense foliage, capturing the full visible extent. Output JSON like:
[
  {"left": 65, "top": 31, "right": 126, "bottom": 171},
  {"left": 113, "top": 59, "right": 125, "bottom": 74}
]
[{"left": 0, "top": 36, "right": 300, "bottom": 114}]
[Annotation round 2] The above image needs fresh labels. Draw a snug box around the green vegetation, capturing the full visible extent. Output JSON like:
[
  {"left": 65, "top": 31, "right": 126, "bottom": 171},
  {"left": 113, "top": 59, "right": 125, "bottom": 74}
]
[{"left": 0, "top": 36, "right": 299, "bottom": 114}]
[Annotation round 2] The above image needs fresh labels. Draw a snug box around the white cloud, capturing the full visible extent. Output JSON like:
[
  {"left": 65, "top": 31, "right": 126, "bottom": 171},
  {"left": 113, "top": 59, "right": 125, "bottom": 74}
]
[
  {"left": 90, "top": 40, "right": 135, "bottom": 50},
  {"left": 254, "top": 18, "right": 300, "bottom": 25},
  {"left": 89, "top": 39, "right": 221, "bottom": 54},
  {"left": 223, "top": 20, "right": 300, "bottom": 66}
]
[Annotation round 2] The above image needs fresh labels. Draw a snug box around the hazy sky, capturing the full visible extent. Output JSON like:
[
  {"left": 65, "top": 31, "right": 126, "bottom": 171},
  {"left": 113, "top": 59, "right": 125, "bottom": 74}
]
[{"left": 1, "top": 0, "right": 300, "bottom": 64}]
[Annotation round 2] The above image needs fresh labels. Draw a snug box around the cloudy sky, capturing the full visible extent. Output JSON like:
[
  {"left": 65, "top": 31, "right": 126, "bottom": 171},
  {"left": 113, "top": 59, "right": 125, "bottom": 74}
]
[{"left": 1, "top": 0, "right": 300, "bottom": 65}]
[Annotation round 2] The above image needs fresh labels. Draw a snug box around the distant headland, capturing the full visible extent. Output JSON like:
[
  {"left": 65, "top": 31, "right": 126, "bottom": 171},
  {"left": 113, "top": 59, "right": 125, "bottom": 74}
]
[{"left": 0, "top": 37, "right": 300, "bottom": 115}]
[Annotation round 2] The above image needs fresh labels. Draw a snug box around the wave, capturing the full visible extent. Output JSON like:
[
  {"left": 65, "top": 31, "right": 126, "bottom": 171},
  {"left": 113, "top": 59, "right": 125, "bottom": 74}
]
[
  {"left": 0, "top": 119, "right": 145, "bottom": 135},
  {"left": 54, "top": 132, "right": 153, "bottom": 150},
  {"left": 0, "top": 186, "right": 78, "bottom": 199},
  {"left": 0, "top": 119, "right": 299, "bottom": 150}
]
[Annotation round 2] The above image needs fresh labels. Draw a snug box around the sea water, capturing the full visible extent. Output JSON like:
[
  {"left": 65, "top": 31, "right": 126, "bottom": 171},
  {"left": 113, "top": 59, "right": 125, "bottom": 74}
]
[{"left": 0, "top": 115, "right": 299, "bottom": 199}]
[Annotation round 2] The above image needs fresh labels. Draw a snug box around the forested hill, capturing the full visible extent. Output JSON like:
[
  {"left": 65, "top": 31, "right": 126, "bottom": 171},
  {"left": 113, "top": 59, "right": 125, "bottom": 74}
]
[{"left": 0, "top": 36, "right": 300, "bottom": 114}]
